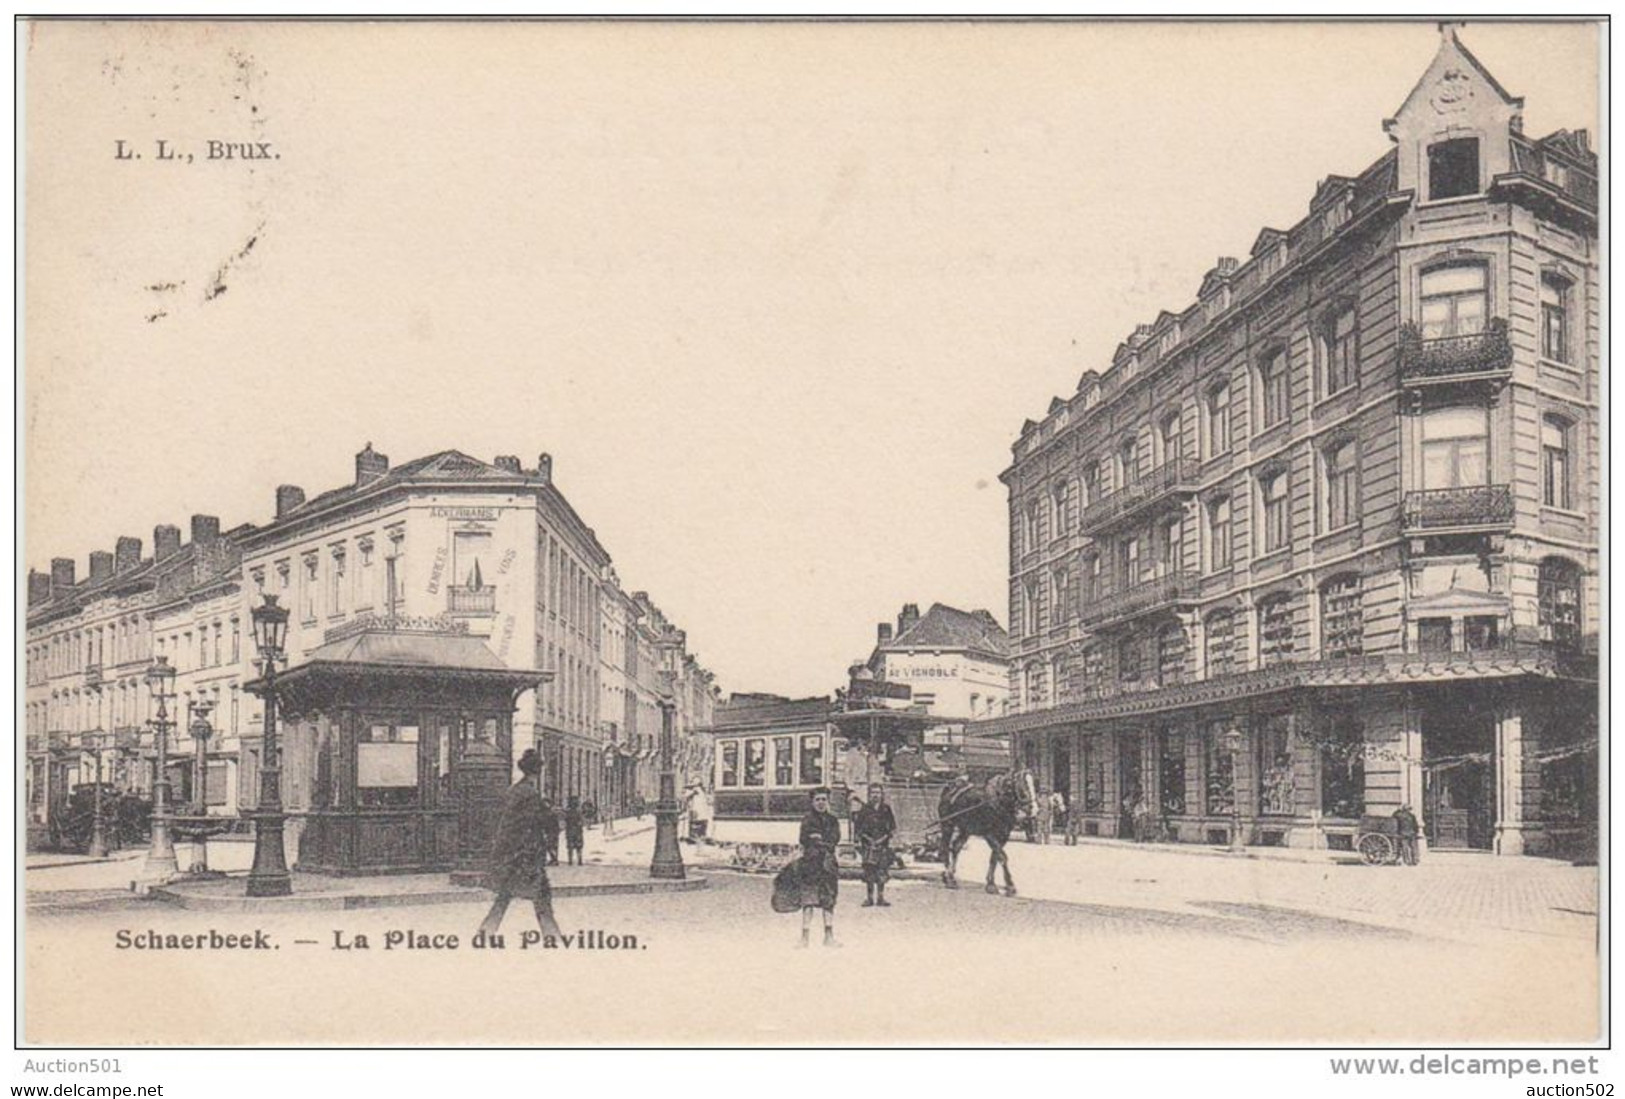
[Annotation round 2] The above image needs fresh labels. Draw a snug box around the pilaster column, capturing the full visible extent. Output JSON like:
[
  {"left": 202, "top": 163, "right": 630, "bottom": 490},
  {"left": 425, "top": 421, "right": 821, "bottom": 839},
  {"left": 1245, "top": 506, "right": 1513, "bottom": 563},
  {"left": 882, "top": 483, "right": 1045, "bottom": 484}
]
[{"left": 1494, "top": 707, "right": 1526, "bottom": 856}]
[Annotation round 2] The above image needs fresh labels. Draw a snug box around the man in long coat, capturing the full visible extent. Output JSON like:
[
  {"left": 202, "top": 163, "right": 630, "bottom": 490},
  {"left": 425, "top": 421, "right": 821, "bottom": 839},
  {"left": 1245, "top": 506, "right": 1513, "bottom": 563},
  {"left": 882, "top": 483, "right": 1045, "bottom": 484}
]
[
  {"left": 780, "top": 786, "right": 842, "bottom": 947},
  {"left": 479, "top": 748, "right": 564, "bottom": 938},
  {"left": 853, "top": 784, "right": 897, "bottom": 908}
]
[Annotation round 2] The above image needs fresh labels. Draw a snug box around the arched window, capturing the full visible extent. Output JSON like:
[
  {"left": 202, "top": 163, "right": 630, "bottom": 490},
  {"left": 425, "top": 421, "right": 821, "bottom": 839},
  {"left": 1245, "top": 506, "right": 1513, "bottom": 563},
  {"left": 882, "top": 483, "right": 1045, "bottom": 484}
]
[
  {"left": 1542, "top": 415, "right": 1574, "bottom": 510},
  {"left": 1206, "top": 382, "right": 1231, "bottom": 458},
  {"left": 1204, "top": 610, "right": 1235, "bottom": 678},
  {"left": 1023, "top": 500, "right": 1040, "bottom": 553},
  {"left": 1320, "top": 574, "right": 1363, "bottom": 658},
  {"left": 1258, "top": 594, "right": 1296, "bottom": 667},
  {"left": 1538, "top": 558, "right": 1583, "bottom": 649},
  {"left": 1051, "top": 480, "right": 1070, "bottom": 536}
]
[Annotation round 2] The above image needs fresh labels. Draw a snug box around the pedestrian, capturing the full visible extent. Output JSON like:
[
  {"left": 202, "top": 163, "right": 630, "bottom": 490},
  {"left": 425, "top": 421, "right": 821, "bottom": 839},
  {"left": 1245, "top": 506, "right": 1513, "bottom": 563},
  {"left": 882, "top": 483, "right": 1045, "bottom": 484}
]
[
  {"left": 1050, "top": 790, "right": 1069, "bottom": 843},
  {"left": 770, "top": 786, "right": 842, "bottom": 947},
  {"left": 853, "top": 784, "right": 897, "bottom": 907},
  {"left": 1035, "top": 788, "right": 1054, "bottom": 845},
  {"left": 563, "top": 796, "right": 585, "bottom": 866},
  {"left": 478, "top": 748, "right": 564, "bottom": 939},
  {"left": 1393, "top": 804, "right": 1421, "bottom": 866},
  {"left": 539, "top": 796, "right": 561, "bottom": 866}
]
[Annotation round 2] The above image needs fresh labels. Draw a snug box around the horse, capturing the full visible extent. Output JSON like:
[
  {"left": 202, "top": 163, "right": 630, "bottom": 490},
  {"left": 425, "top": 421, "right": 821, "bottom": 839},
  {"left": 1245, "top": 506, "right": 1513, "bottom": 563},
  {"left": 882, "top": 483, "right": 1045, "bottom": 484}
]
[{"left": 937, "top": 768, "right": 1039, "bottom": 896}]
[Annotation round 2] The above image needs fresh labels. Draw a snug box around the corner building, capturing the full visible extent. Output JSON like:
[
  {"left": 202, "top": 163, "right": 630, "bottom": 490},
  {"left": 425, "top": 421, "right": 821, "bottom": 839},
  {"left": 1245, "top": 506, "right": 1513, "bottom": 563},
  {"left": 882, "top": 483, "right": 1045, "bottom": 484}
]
[{"left": 977, "top": 30, "right": 1597, "bottom": 858}]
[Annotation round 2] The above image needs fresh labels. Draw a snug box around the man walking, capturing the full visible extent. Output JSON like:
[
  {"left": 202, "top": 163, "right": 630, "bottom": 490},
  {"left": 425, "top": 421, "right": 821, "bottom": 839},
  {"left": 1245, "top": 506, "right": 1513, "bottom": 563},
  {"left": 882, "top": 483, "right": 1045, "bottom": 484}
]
[
  {"left": 563, "top": 796, "right": 586, "bottom": 866},
  {"left": 1393, "top": 804, "right": 1421, "bottom": 866},
  {"left": 479, "top": 748, "right": 564, "bottom": 939},
  {"left": 853, "top": 784, "right": 897, "bottom": 908},
  {"left": 539, "top": 796, "right": 561, "bottom": 866}
]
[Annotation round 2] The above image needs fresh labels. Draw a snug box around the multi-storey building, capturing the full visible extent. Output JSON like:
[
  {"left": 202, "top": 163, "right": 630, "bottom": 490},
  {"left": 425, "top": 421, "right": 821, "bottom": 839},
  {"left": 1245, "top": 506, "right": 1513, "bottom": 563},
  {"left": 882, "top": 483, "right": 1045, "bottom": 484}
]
[
  {"left": 26, "top": 444, "right": 721, "bottom": 842},
  {"left": 977, "top": 29, "right": 1597, "bottom": 857},
  {"left": 863, "top": 602, "right": 1011, "bottom": 721}
]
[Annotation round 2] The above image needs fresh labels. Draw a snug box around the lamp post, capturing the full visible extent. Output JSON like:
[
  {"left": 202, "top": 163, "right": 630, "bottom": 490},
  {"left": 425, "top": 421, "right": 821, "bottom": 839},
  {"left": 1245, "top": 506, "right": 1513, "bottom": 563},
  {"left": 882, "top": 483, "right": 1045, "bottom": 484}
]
[
  {"left": 649, "top": 629, "right": 686, "bottom": 880},
  {"left": 141, "top": 656, "right": 179, "bottom": 882},
  {"left": 84, "top": 728, "right": 109, "bottom": 859},
  {"left": 1223, "top": 725, "right": 1245, "bottom": 854},
  {"left": 187, "top": 700, "right": 216, "bottom": 816},
  {"left": 245, "top": 594, "right": 292, "bottom": 897}
]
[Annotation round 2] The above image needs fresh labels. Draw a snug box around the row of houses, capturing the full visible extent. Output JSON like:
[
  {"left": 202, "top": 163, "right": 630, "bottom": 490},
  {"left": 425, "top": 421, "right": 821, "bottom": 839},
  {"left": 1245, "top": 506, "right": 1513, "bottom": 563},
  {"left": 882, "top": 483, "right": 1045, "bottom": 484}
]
[{"left": 24, "top": 446, "right": 720, "bottom": 842}]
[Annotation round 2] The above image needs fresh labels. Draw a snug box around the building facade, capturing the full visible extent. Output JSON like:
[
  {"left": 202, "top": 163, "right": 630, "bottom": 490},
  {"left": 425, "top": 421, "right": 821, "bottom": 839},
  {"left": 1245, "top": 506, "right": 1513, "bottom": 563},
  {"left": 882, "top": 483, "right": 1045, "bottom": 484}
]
[
  {"left": 26, "top": 444, "right": 721, "bottom": 841},
  {"left": 977, "top": 29, "right": 1598, "bottom": 857},
  {"left": 865, "top": 602, "right": 1011, "bottom": 721}
]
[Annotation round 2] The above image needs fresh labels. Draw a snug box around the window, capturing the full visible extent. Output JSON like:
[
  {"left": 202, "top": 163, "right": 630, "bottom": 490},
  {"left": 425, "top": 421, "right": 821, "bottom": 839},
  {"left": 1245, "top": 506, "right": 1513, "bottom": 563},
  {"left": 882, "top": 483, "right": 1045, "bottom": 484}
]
[
  {"left": 1320, "top": 575, "right": 1363, "bottom": 658},
  {"left": 1421, "top": 406, "right": 1489, "bottom": 489},
  {"left": 1119, "top": 438, "right": 1138, "bottom": 488},
  {"left": 1052, "top": 568, "right": 1072, "bottom": 623},
  {"left": 719, "top": 742, "right": 739, "bottom": 787},
  {"left": 1156, "top": 623, "right": 1186, "bottom": 686},
  {"left": 1256, "top": 714, "right": 1293, "bottom": 816},
  {"left": 1051, "top": 480, "right": 1069, "bottom": 537},
  {"left": 1082, "top": 464, "right": 1101, "bottom": 508},
  {"left": 743, "top": 739, "right": 766, "bottom": 786},
  {"left": 1158, "top": 517, "right": 1181, "bottom": 577},
  {"left": 1322, "top": 305, "right": 1357, "bottom": 395},
  {"left": 357, "top": 720, "right": 420, "bottom": 808},
  {"left": 1207, "top": 496, "right": 1232, "bottom": 572},
  {"left": 1319, "top": 712, "right": 1364, "bottom": 819},
  {"left": 1538, "top": 558, "right": 1583, "bottom": 649},
  {"left": 799, "top": 734, "right": 824, "bottom": 785},
  {"left": 1121, "top": 536, "right": 1142, "bottom": 586},
  {"left": 1541, "top": 275, "right": 1570, "bottom": 362},
  {"left": 1542, "top": 416, "right": 1573, "bottom": 509},
  {"left": 1465, "top": 616, "right": 1500, "bottom": 651},
  {"left": 230, "top": 619, "right": 240, "bottom": 663},
  {"left": 1259, "top": 349, "right": 1289, "bottom": 428},
  {"left": 773, "top": 736, "right": 795, "bottom": 786},
  {"left": 1082, "top": 554, "right": 1101, "bottom": 604},
  {"left": 1024, "top": 578, "right": 1042, "bottom": 635},
  {"left": 1324, "top": 440, "right": 1358, "bottom": 530},
  {"left": 213, "top": 622, "right": 222, "bottom": 666},
  {"left": 1118, "top": 635, "right": 1144, "bottom": 683},
  {"left": 1258, "top": 595, "right": 1295, "bottom": 666},
  {"left": 1158, "top": 730, "right": 1186, "bottom": 815},
  {"left": 1204, "top": 723, "right": 1235, "bottom": 815},
  {"left": 329, "top": 548, "right": 346, "bottom": 616},
  {"left": 1417, "top": 618, "right": 1453, "bottom": 654},
  {"left": 1420, "top": 264, "right": 1488, "bottom": 339},
  {"left": 301, "top": 555, "right": 319, "bottom": 622},
  {"left": 1427, "top": 137, "right": 1480, "bottom": 201},
  {"left": 1260, "top": 469, "right": 1290, "bottom": 553},
  {"left": 1023, "top": 501, "right": 1040, "bottom": 553},
  {"left": 1206, "top": 382, "right": 1231, "bottom": 457},
  {"left": 1159, "top": 411, "right": 1182, "bottom": 466}
]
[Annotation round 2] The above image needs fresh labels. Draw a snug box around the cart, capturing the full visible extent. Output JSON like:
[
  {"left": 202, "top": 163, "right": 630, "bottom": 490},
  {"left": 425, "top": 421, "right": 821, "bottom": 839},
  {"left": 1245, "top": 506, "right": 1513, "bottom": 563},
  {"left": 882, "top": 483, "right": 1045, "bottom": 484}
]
[
  {"left": 879, "top": 781, "right": 948, "bottom": 864},
  {"left": 1355, "top": 814, "right": 1401, "bottom": 866}
]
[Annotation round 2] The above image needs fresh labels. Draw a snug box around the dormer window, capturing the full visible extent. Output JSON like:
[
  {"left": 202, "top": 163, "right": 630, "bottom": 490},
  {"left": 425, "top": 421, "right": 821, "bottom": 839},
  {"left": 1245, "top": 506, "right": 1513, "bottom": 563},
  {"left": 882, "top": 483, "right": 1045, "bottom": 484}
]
[{"left": 1427, "top": 137, "right": 1481, "bottom": 200}]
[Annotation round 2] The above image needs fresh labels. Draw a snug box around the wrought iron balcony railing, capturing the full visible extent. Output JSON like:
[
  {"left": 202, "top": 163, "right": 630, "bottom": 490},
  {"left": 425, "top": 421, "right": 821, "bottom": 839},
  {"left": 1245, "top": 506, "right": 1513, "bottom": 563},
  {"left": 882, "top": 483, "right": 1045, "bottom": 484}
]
[
  {"left": 1080, "top": 568, "right": 1197, "bottom": 627},
  {"left": 447, "top": 584, "right": 497, "bottom": 614},
  {"left": 1402, "top": 484, "right": 1515, "bottom": 532},
  {"left": 1077, "top": 458, "right": 1200, "bottom": 535},
  {"left": 1398, "top": 318, "right": 1513, "bottom": 382}
]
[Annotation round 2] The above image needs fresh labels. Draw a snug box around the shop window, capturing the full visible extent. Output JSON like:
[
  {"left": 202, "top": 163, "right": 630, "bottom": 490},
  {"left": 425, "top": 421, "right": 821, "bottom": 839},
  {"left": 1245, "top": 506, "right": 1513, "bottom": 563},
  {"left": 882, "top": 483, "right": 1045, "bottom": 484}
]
[
  {"left": 1256, "top": 714, "right": 1293, "bottom": 816},
  {"left": 1541, "top": 275, "right": 1571, "bottom": 363},
  {"left": 1538, "top": 558, "right": 1583, "bottom": 649},
  {"left": 719, "top": 742, "right": 738, "bottom": 787},
  {"left": 1259, "top": 468, "right": 1290, "bottom": 553},
  {"left": 1207, "top": 495, "right": 1232, "bottom": 571},
  {"left": 1320, "top": 574, "right": 1364, "bottom": 658},
  {"left": 1082, "top": 736, "right": 1104, "bottom": 813},
  {"left": 1427, "top": 138, "right": 1480, "bottom": 201},
  {"left": 1418, "top": 617, "right": 1454, "bottom": 654},
  {"left": 1159, "top": 729, "right": 1186, "bottom": 816},
  {"left": 773, "top": 736, "right": 795, "bottom": 786},
  {"left": 743, "top": 739, "right": 767, "bottom": 786},
  {"left": 1258, "top": 595, "right": 1295, "bottom": 666},
  {"left": 1204, "top": 610, "right": 1236, "bottom": 678},
  {"left": 1204, "top": 723, "right": 1235, "bottom": 815},
  {"left": 1318, "top": 713, "right": 1364, "bottom": 820},
  {"left": 1324, "top": 439, "right": 1358, "bottom": 530},
  {"left": 1464, "top": 615, "right": 1500, "bottom": 652},
  {"left": 1206, "top": 382, "right": 1231, "bottom": 458},
  {"left": 1258, "top": 348, "right": 1289, "bottom": 429},
  {"left": 357, "top": 720, "right": 420, "bottom": 808},
  {"left": 1421, "top": 406, "right": 1489, "bottom": 489},
  {"left": 1542, "top": 415, "right": 1573, "bottom": 510},
  {"left": 1420, "top": 263, "right": 1488, "bottom": 339},
  {"left": 798, "top": 734, "right": 824, "bottom": 785}
]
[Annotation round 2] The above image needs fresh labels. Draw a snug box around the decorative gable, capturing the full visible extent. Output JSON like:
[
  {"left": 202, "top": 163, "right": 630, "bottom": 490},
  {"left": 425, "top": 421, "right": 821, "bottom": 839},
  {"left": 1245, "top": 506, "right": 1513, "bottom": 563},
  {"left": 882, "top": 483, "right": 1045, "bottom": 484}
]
[{"left": 1384, "top": 26, "right": 1523, "bottom": 199}]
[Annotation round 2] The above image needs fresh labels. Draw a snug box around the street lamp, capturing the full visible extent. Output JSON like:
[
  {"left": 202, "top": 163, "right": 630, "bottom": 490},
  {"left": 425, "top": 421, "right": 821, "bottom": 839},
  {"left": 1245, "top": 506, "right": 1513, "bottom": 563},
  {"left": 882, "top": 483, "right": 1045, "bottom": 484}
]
[
  {"left": 245, "top": 594, "right": 292, "bottom": 897},
  {"left": 185, "top": 699, "right": 217, "bottom": 875},
  {"left": 649, "top": 628, "right": 686, "bottom": 880},
  {"left": 1222, "top": 725, "right": 1245, "bottom": 854},
  {"left": 84, "top": 728, "right": 110, "bottom": 859},
  {"left": 141, "top": 656, "right": 179, "bottom": 882}
]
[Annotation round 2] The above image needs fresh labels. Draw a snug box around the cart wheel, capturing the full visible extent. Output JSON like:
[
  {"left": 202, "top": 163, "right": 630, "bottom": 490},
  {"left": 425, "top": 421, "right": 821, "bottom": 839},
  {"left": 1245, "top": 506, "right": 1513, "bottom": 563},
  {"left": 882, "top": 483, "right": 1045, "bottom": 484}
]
[{"left": 1357, "top": 833, "right": 1394, "bottom": 866}]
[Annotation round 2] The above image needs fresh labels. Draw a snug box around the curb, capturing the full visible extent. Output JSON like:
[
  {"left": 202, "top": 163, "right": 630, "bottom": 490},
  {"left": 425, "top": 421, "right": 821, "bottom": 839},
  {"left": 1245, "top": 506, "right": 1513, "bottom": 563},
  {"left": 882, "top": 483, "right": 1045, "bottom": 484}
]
[{"left": 147, "top": 873, "right": 709, "bottom": 912}]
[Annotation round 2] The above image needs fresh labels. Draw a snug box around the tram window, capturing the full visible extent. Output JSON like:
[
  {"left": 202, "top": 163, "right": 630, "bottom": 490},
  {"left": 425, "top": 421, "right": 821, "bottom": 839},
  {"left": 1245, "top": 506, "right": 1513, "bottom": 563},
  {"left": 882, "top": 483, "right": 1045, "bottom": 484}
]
[
  {"left": 773, "top": 737, "right": 795, "bottom": 786},
  {"left": 800, "top": 735, "right": 824, "bottom": 785},
  {"left": 744, "top": 739, "right": 766, "bottom": 787},
  {"left": 719, "top": 742, "right": 739, "bottom": 787}
]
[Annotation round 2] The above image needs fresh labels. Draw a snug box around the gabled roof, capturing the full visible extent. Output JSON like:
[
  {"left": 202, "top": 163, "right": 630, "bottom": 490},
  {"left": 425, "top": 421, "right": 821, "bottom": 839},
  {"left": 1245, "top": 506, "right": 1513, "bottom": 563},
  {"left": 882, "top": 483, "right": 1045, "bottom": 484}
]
[
  {"left": 1385, "top": 24, "right": 1522, "bottom": 131},
  {"left": 1310, "top": 175, "right": 1356, "bottom": 211},
  {"left": 1250, "top": 227, "right": 1287, "bottom": 257},
  {"left": 884, "top": 603, "right": 1010, "bottom": 659}
]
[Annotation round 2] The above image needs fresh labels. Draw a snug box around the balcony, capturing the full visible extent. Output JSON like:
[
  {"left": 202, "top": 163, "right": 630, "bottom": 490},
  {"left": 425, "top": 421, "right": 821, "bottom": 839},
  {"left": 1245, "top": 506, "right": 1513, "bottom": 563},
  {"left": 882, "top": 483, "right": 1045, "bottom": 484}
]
[
  {"left": 1080, "top": 568, "right": 1197, "bottom": 629},
  {"left": 1398, "top": 319, "right": 1513, "bottom": 385},
  {"left": 1402, "top": 485, "right": 1515, "bottom": 533},
  {"left": 1077, "top": 458, "right": 1200, "bottom": 536},
  {"left": 447, "top": 585, "right": 496, "bottom": 615}
]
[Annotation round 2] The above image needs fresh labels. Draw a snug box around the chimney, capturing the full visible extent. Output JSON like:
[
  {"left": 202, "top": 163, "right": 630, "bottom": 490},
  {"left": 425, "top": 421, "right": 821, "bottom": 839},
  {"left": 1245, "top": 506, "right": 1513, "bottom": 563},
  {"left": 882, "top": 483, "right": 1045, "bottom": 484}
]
[
  {"left": 898, "top": 603, "right": 921, "bottom": 637},
  {"left": 51, "top": 557, "right": 75, "bottom": 589},
  {"left": 495, "top": 455, "right": 521, "bottom": 473},
  {"left": 355, "top": 443, "right": 389, "bottom": 486},
  {"left": 115, "top": 536, "right": 142, "bottom": 574},
  {"left": 877, "top": 622, "right": 893, "bottom": 645},
  {"left": 191, "top": 514, "right": 221, "bottom": 547},
  {"left": 27, "top": 569, "right": 50, "bottom": 605},
  {"left": 275, "top": 485, "right": 306, "bottom": 518},
  {"left": 1574, "top": 129, "right": 1591, "bottom": 154},
  {"left": 537, "top": 453, "right": 553, "bottom": 486},
  {"left": 154, "top": 524, "right": 182, "bottom": 561},
  {"left": 89, "top": 551, "right": 114, "bottom": 582}
]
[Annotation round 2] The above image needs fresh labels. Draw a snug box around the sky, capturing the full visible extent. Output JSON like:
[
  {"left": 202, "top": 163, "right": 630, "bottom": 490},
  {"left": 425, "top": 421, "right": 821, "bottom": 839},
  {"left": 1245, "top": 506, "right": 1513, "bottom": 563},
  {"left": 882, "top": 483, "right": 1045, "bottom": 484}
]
[{"left": 21, "top": 20, "right": 1601, "bottom": 699}]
